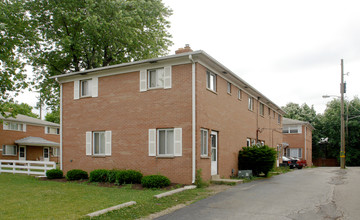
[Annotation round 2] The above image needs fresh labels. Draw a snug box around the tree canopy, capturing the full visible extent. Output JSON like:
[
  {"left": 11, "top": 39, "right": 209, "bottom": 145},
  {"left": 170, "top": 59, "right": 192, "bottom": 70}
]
[
  {"left": 1, "top": 0, "right": 173, "bottom": 113},
  {"left": 2, "top": 102, "right": 39, "bottom": 118}
]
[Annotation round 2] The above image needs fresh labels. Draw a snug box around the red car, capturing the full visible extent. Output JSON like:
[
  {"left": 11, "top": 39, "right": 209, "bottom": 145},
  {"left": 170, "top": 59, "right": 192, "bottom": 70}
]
[{"left": 282, "top": 156, "right": 307, "bottom": 169}]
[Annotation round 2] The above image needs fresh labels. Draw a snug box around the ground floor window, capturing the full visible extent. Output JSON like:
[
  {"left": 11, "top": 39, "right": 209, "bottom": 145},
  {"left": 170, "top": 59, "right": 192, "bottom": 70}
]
[
  {"left": 286, "top": 148, "right": 302, "bottom": 158},
  {"left": 86, "top": 130, "right": 112, "bottom": 156},
  {"left": 201, "top": 129, "right": 208, "bottom": 156},
  {"left": 52, "top": 147, "right": 60, "bottom": 157},
  {"left": 2, "top": 145, "right": 17, "bottom": 156},
  {"left": 158, "top": 129, "right": 174, "bottom": 155}
]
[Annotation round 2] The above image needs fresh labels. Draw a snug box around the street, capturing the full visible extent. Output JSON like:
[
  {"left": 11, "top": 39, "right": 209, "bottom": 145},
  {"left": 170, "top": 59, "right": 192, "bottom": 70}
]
[{"left": 157, "top": 167, "right": 360, "bottom": 220}]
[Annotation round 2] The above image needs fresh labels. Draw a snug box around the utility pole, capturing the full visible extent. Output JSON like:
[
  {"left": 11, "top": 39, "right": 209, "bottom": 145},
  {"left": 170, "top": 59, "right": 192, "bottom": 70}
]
[{"left": 340, "top": 59, "right": 346, "bottom": 169}]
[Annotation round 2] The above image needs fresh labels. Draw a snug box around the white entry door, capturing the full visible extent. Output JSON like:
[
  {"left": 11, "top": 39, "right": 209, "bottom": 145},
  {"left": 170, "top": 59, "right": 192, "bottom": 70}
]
[
  {"left": 43, "top": 147, "right": 50, "bottom": 162},
  {"left": 19, "top": 146, "right": 26, "bottom": 161},
  {"left": 211, "top": 131, "right": 218, "bottom": 175}
]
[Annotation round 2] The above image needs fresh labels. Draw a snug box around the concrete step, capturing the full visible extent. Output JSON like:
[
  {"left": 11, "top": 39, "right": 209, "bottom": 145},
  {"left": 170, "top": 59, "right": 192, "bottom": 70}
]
[
  {"left": 211, "top": 175, "right": 220, "bottom": 180},
  {"left": 211, "top": 178, "right": 243, "bottom": 184}
]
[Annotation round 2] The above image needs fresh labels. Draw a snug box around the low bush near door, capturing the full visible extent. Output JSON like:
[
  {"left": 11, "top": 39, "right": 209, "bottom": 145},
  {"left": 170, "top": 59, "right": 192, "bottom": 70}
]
[{"left": 238, "top": 145, "right": 277, "bottom": 176}]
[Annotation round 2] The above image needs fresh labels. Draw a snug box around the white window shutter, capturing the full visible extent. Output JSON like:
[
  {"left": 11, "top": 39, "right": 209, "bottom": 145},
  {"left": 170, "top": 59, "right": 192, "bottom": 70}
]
[
  {"left": 92, "top": 77, "right": 98, "bottom": 97},
  {"left": 140, "top": 69, "right": 147, "bottom": 92},
  {"left": 23, "top": 124, "right": 26, "bottom": 132},
  {"left": 105, "top": 130, "right": 112, "bottom": 156},
  {"left": 148, "top": 129, "right": 156, "bottom": 156},
  {"left": 86, "top": 131, "right": 92, "bottom": 155},
  {"left": 164, "top": 66, "right": 172, "bottom": 89},
  {"left": 174, "top": 128, "right": 182, "bottom": 156},
  {"left": 74, "top": 80, "right": 80, "bottom": 99}
]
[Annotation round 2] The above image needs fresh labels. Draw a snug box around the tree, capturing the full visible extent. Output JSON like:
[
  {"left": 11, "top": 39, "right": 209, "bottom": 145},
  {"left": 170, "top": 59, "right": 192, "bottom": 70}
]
[
  {"left": 26, "top": 0, "right": 173, "bottom": 111},
  {"left": 45, "top": 109, "right": 60, "bottom": 124},
  {"left": 282, "top": 102, "right": 317, "bottom": 124},
  {"left": 2, "top": 102, "right": 39, "bottom": 118},
  {"left": 0, "top": 0, "right": 35, "bottom": 117}
]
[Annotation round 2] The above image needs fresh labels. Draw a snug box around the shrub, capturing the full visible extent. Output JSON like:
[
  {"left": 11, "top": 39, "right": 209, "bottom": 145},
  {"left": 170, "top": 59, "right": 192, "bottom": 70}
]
[
  {"left": 107, "top": 170, "right": 118, "bottom": 183},
  {"left": 238, "top": 145, "right": 277, "bottom": 177},
  {"left": 115, "top": 170, "right": 143, "bottom": 185},
  {"left": 89, "top": 169, "right": 109, "bottom": 182},
  {"left": 66, "top": 169, "right": 88, "bottom": 180},
  {"left": 46, "top": 169, "right": 63, "bottom": 179},
  {"left": 195, "top": 169, "right": 209, "bottom": 188},
  {"left": 141, "top": 175, "right": 171, "bottom": 188}
]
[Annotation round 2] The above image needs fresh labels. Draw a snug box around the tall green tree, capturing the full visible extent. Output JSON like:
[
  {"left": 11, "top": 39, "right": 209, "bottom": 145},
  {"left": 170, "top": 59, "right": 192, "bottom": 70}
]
[
  {"left": 44, "top": 109, "right": 60, "bottom": 124},
  {"left": 0, "top": 0, "right": 35, "bottom": 117}
]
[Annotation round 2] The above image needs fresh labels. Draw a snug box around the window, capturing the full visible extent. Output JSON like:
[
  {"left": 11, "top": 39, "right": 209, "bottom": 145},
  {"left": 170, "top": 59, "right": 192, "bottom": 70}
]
[
  {"left": 238, "top": 89, "right": 242, "bottom": 100},
  {"left": 227, "top": 82, "right": 231, "bottom": 94},
  {"left": 251, "top": 139, "right": 256, "bottom": 146},
  {"left": 278, "top": 114, "right": 281, "bottom": 124},
  {"left": 273, "top": 110, "right": 275, "bottom": 118},
  {"left": 2, "top": 145, "right": 17, "bottom": 156},
  {"left": 201, "top": 129, "right": 208, "bottom": 156},
  {"left": 80, "top": 79, "right": 92, "bottom": 97},
  {"left": 52, "top": 147, "right": 60, "bottom": 157},
  {"left": 206, "top": 71, "right": 216, "bottom": 92},
  {"left": 246, "top": 138, "right": 251, "bottom": 147},
  {"left": 260, "top": 103, "right": 264, "bottom": 116},
  {"left": 93, "top": 132, "right": 105, "bottom": 155},
  {"left": 158, "top": 129, "right": 174, "bottom": 155},
  {"left": 3, "top": 121, "right": 24, "bottom": 131},
  {"left": 248, "top": 97, "right": 254, "bottom": 111},
  {"left": 148, "top": 68, "right": 164, "bottom": 89},
  {"left": 46, "top": 126, "right": 60, "bottom": 135},
  {"left": 268, "top": 107, "right": 271, "bottom": 116},
  {"left": 286, "top": 148, "right": 302, "bottom": 158},
  {"left": 283, "top": 125, "right": 302, "bottom": 134},
  {"left": 261, "top": 141, "right": 265, "bottom": 146}
]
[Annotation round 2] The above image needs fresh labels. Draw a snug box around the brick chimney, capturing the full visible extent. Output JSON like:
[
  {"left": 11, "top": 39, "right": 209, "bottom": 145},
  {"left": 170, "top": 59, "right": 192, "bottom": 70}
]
[{"left": 175, "top": 44, "right": 193, "bottom": 54}]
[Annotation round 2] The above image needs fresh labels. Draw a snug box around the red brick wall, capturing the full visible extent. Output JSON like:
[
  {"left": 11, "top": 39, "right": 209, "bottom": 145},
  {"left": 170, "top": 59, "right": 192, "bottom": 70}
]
[
  {"left": 0, "top": 123, "right": 60, "bottom": 161},
  {"left": 62, "top": 64, "right": 193, "bottom": 184},
  {"left": 283, "top": 124, "right": 313, "bottom": 165},
  {"left": 195, "top": 63, "right": 283, "bottom": 181}
]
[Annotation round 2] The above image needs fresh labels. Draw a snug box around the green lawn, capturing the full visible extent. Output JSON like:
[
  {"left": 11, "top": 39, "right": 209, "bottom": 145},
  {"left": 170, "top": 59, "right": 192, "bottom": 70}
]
[{"left": 0, "top": 174, "right": 210, "bottom": 220}]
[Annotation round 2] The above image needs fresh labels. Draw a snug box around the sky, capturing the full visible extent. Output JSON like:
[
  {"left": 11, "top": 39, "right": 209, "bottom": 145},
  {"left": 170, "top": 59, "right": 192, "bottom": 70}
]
[{"left": 15, "top": 0, "right": 360, "bottom": 116}]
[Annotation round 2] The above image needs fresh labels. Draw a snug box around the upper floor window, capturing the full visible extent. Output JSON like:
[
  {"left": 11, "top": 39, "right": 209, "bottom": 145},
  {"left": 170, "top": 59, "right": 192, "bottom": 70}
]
[
  {"left": 268, "top": 107, "right": 271, "bottom": 115},
  {"left": 3, "top": 121, "right": 25, "bottom": 132},
  {"left": 248, "top": 97, "right": 254, "bottom": 111},
  {"left": 283, "top": 125, "right": 302, "bottom": 134},
  {"left": 238, "top": 89, "right": 242, "bottom": 100},
  {"left": 278, "top": 114, "right": 281, "bottom": 124},
  {"left": 2, "top": 145, "right": 17, "bottom": 156},
  {"left": 81, "top": 79, "right": 92, "bottom": 97},
  {"left": 45, "top": 126, "right": 60, "bottom": 135},
  {"left": 260, "top": 103, "right": 264, "bottom": 116},
  {"left": 206, "top": 71, "right": 216, "bottom": 92},
  {"left": 227, "top": 82, "right": 231, "bottom": 94},
  {"left": 148, "top": 68, "right": 164, "bottom": 89}
]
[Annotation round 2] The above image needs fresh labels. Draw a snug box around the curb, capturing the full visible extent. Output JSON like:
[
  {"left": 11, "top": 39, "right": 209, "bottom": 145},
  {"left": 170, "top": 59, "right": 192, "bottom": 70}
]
[
  {"left": 154, "top": 185, "right": 197, "bottom": 199},
  {"left": 86, "top": 201, "right": 136, "bottom": 217}
]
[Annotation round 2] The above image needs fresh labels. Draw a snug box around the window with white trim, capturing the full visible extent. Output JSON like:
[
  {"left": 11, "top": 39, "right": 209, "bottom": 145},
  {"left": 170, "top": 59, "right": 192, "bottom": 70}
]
[
  {"left": 3, "top": 121, "right": 24, "bottom": 131},
  {"left": 81, "top": 79, "right": 92, "bottom": 97},
  {"left": 246, "top": 138, "right": 251, "bottom": 147},
  {"left": 158, "top": 129, "right": 174, "bottom": 155},
  {"left": 86, "top": 131, "right": 111, "bottom": 156},
  {"left": 227, "top": 82, "right": 231, "bottom": 94},
  {"left": 238, "top": 89, "right": 242, "bottom": 100},
  {"left": 260, "top": 103, "right": 264, "bottom": 116},
  {"left": 148, "top": 68, "right": 164, "bottom": 89},
  {"left": 206, "top": 71, "right": 216, "bottom": 92},
  {"left": 45, "top": 126, "right": 60, "bottom": 135},
  {"left": 248, "top": 97, "right": 254, "bottom": 111},
  {"left": 283, "top": 125, "right": 302, "bottom": 134},
  {"left": 2, "top": 145, "right": 17, "bottom": 156},
  {"left": 52, "top": 147, "right": 60, "bottom": 157},
  {"left": 201, "top": 129, "right": 208, "bottom": 156},
  {"left": 286, "top": 148, "right": 302, "bottom": 158}
]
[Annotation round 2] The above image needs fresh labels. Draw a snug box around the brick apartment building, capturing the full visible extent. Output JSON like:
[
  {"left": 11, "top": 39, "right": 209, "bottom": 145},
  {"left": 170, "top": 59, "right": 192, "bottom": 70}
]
[
  {"left": 53, "top": 46, "right": 285, "bottom": 184},
  {"left": 283, "top": 118, "right": 313, "bottom": 166},
  {"left": 0, "top": 114, "right": 60, "bottom": 163}
]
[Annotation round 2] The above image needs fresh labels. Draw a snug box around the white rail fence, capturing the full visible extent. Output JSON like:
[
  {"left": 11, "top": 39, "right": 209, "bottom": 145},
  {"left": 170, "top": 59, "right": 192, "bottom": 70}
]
[{"left": 0, "top": 160, "right": 56, "bottom": 176}]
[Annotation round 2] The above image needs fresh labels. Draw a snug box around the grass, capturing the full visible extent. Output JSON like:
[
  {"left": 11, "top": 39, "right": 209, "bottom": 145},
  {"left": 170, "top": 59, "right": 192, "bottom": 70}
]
[{"left": 0, "top": 174, "right": 210, "bottom": 220}]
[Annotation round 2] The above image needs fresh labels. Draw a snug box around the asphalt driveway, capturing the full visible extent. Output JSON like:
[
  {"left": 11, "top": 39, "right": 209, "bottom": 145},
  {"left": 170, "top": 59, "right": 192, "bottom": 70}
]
[{"left": 157, "top": 167, "right": 360, "bottom": 220}]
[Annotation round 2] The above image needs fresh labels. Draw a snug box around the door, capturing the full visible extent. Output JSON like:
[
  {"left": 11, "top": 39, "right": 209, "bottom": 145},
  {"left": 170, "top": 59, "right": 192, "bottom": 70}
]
[
  {"left": 43, "top": 147, "right": 50, "bottom": 162},
  {"left": 19, "top": 146, "right": 26, "bottom": 161},
  {"left": 211, "top": 131, "right": 218, "bottom": 175}
]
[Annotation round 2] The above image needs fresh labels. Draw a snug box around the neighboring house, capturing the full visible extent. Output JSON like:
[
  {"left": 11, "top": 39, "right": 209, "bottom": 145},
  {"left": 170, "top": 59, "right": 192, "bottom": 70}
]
[
  {"left": 282, "top": 118, "right": 314, "bottom": 165},
  {"left": 0, "top": 114, "right": 60, "bottom": 163},
  {"left": 52, "top": 45, "right": 285, "bottom": 184}
]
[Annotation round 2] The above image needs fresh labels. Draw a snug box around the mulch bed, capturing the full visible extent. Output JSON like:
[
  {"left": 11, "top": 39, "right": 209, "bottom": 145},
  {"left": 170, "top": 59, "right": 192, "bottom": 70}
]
[{"left": 38, "top": 177, "right": 183, "bottom": 190}]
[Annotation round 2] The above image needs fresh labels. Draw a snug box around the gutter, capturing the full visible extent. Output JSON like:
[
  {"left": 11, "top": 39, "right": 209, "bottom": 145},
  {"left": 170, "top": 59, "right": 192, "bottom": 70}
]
[
  {"left": 55, "top": 78, "right": 63, "bottom": 170},
  {"left": 189, "top": 54, "right": 196, "bottom": 183}
]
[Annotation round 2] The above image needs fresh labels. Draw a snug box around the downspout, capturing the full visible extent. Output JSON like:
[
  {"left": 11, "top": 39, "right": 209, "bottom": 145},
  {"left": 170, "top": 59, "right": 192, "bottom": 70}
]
[
  {"left": 304, "top": 125, "right": 307, "bottom": 160},
  {"left": 189, "top": 54, "right": 196, "bottom": 183},
  {"left": 55, "top": 78, "right": 63, "bottom": 170}
]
